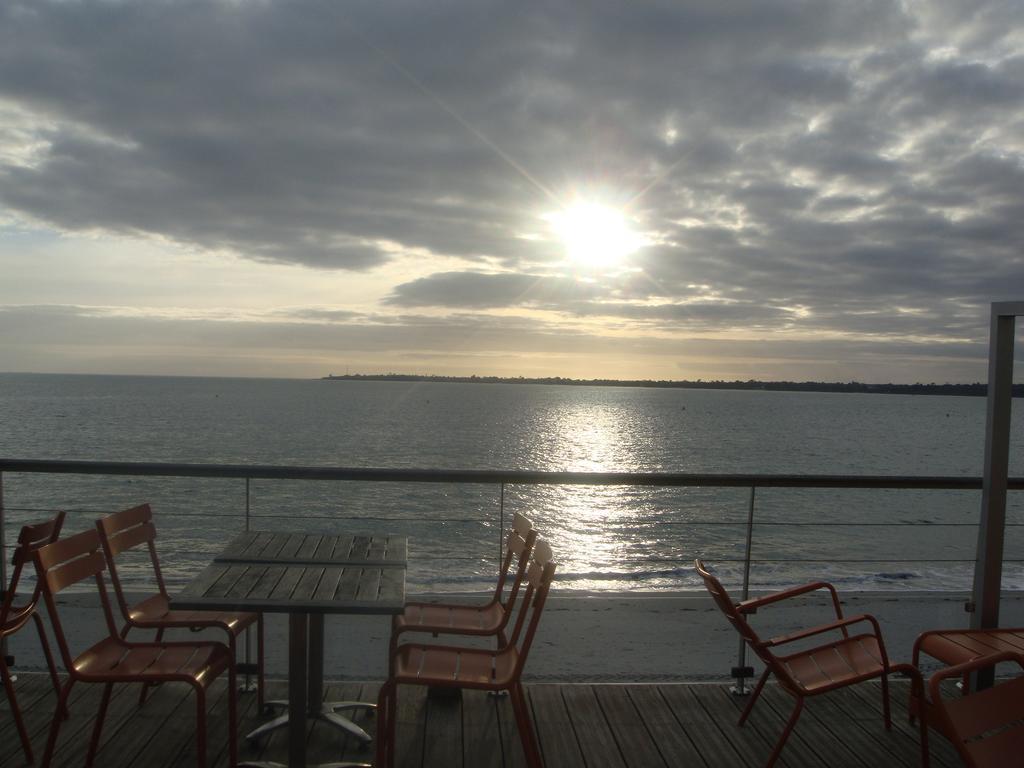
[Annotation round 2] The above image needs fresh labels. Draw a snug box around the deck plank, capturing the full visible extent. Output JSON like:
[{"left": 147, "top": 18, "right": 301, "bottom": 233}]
[
  {"left": 594, "top": 685, "right": 668, "bottom": 768},
  {"left": 393, "top": 683, "right": 428, "bottom": 768},
  {"left": 846, "top": 681, "right": 959, "bottom": 768},
  {"left": 423, "top": 689, "right": 463, "bottom": 768},
  {"left": 627, "top": 685, "right": 709, "bottom": 767},
  {"left": 495, "top": 688, "right": 529, "bottom": 768},
  {"left": 757, "top": 684, "right": 873, "bottom": 768},
  {"left": 529, "top": 684, "right": 586, "bottom": 768},
  {"left": 0, "top": 675, "right": 948, "bottom": 768},
  {"left": 689, "top": 683, "right": 797, "bottom": 768},
  {"left": 804, "top": 683, "right": 918, "bottom": 768},
  {"left": 560, "top": 685, "right": 624, "bottom": 768},
  {"left": 462, "top": 689, "right": 503, "bottom": 768}
]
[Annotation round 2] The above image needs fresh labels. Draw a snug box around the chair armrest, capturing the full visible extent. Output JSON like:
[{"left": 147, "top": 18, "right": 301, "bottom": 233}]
[
  {"left": 763, "top": 613, "right": 882, "bottom": 648},
  {"left": 737, "top": 580, "right": 843, "bottom": 618},
  {"left": 929, "top": 650, "right": 1024, "bottom": 690}
]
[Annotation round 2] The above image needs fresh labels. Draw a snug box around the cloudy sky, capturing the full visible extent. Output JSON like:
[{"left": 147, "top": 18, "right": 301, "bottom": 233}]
[{"left": 1, "top": 0, "right": 1023, "bottom": 383}]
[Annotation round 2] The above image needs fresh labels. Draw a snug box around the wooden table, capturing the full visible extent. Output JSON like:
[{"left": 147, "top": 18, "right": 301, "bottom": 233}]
[{"left": 172, "top": 530, "right": 407, "bottom": 768}]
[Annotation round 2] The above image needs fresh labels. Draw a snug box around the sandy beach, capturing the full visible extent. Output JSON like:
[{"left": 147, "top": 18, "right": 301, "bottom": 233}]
[{"left": 9, "top": 590, "right": 1024, "bottom": 683}]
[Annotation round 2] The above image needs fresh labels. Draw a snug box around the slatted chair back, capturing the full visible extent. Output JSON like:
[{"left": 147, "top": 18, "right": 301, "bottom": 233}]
[
  {"left": 34, "top": 528, "right": 122, "bottom": 673},
  {"left": 96, "top": 503, "right": 167, "bottom": 618},
  {"left": 496, "top": 512, "right": 537, "bottom": 612},
  {"left": 507, "top": 539, "right": 556, "bottom": 677},
  {"left": 930, "top": 651, "right": 1024, "bottom": 767},
  {"left": 694, "top": 559, "right": 766, "bottom": 650},
  {"left": 1, "top": 511, "right": 65, "bottom": 630},
  {"left": 2, "top": 511, "right": 66, "bottom": 763}
]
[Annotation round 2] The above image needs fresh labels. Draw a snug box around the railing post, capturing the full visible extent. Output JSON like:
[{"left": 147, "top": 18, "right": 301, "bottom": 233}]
[
  {"left": 731, "top": 485, "right": 757, "bottom": 695},
  {"left": 499, "top": 483, "right": 505, "bottom": 567},
  {"left": 0, "top": 472, "right": 7, "bottom": 663},
  {"left": 242, "top": 476, "right": 254, "bottom": 694}
]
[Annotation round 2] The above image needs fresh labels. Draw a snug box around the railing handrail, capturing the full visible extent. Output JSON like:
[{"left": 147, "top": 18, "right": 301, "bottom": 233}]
[
  {"left": 3, "top": 458, "right": 1024, "bottom": 489},
  {"left": 3, "top": 455, "right": 1023, "bottom": 689}
]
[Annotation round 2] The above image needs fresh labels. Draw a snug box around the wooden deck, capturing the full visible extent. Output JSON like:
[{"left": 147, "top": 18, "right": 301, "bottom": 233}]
[{"left": 0, "top": 674, "right": 957, "bottom": 767}]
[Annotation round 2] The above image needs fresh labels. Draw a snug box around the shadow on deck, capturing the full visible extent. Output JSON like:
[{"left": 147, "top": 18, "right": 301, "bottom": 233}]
[{"left": 0, "top": 674, "right": 953, "bottom": 767}]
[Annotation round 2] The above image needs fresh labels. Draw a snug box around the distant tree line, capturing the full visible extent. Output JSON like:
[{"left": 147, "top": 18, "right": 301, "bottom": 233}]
[{"left": 322, "top": 373, "right": 1024, "bottom": 397}]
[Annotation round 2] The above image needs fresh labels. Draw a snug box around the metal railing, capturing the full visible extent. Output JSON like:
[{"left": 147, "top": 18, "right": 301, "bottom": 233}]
[{"left": 3, "top": 457, "right": 1024, "bottom": 688}]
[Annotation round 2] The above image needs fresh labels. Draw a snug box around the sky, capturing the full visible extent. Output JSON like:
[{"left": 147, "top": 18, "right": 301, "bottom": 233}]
[{"left": 1, "top": 0, "right": 1023, "bottom": 384}]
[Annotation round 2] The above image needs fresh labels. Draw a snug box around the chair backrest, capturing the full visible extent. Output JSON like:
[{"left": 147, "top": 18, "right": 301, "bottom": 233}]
[
  {"left": 1, "top": 511, "right": 66, "bottom": 630},
  {"left": 930, "top": 651, "right": 1024, "bottom": 767},
  {"left": 95, "top": 503, "right": 166, "bottom": 618},
  {"left": 694, "top": 559, "right": 771, "bottom": 664},
  {"left": 33, "top": 528, "right": 122, "bottom": 673},
  {"left": 507, "top": 539, "right": 556, "bottom": 677},
  {"left": 494, "top": 512, "right": 537, "bottom": 614}
]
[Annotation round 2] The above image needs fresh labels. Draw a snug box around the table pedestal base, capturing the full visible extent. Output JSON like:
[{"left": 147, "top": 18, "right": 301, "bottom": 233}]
[
  {"left": 246, "top": 700, "right": 376, "bottom": 742},
  {"left": 240, "top": 613, "right": 377, "bottom": 768}
]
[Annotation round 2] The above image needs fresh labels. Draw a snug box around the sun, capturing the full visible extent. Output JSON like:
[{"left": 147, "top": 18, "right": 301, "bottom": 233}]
[{"left": 545, "top": 202, "right": 644, "bottom": 269}]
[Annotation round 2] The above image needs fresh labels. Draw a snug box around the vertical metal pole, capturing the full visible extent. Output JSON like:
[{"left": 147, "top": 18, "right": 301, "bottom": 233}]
[
  {"left": 972, "top": 306, "right": 1017, "bottom": 637},
  {"left": 0, "top": 472, "right": 8, "bottom": 663},
  {"left": 243, "top": 477, "right": 253, "bottom": 692},
  {"left": 499, "top": 483, "right": 505, "bottom": 567},
  {"left": 731, "top": 485, "right": 756, "bottom": 695}
]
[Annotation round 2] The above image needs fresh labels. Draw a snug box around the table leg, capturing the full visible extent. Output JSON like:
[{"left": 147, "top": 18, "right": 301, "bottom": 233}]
[
  {"left": 310, "top": 613, "right": 375, "bottom": 743},
  {"left": 289, "top": 613, "right": 308, "bottom": 768},
  {"left": 309, "top": 613, "right": 325, "bottom": 712}
]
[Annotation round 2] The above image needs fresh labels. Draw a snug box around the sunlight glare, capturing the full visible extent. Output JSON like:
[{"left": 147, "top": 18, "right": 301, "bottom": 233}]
[{"left": 546, "top": 202, "right": 644, "bottom": 269}]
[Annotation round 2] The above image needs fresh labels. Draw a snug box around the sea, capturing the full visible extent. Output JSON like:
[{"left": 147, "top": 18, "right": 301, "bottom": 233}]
[{"left": 1, "top": 372, "right": 1022, "bottom": 595}]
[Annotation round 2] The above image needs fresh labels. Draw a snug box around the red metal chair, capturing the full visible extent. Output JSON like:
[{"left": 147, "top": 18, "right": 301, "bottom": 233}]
[
  {"left": 33, "top": 528, "right": 237, "bottom": 768},
  {"left": 389, "top": 511, "right": 536, "bottom": 664},
  {"left": 1, "top": 511, "right": 65, "bottom": 763},
  {"left": 96, "top": 503, "right": 264, "bottom": 709},
  {"left": 377, "top": 539, "right": 557, "bottom": 768},
  {"left": 926, "top": 650, "right": 1024, "bottom": 767},
  {"left": 695, "top": 559, "right": 927, "bottom": 768}
]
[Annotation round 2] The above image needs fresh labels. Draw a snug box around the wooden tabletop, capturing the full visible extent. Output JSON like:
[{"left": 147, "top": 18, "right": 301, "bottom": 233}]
[
  {"left": 172, "top": 529, "right": 408, "bottom": 614},
  {"left": 173, "top": 560, "right": 406, "bottom": 614},
  {"left": 215, "top": 530, "right": 407, "bottom": 566}
]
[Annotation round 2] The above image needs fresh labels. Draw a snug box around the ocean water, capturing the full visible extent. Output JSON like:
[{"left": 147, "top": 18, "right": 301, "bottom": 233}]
[{"left": 1, "top": 373, "right": 1022, "bottom": 594}]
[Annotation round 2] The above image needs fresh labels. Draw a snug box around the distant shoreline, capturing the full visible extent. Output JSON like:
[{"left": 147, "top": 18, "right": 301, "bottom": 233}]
[{"left": 322, "top": 373, "right": 1023, "bottom": 397}]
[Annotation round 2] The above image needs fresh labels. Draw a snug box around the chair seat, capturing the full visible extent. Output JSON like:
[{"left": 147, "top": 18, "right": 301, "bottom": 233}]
[
  {"left": 778, "top": 633, "right": 886, "bottom": 693},
  {"left": 918, "top": 628, "right": 1024, "bottom": 666},
  {"left": 395, "top": 600, "right": 504, "bottom": 635},
  {"left": 127, "top": 594, "right": 256, "bottom": 634},
  {"left": 393, "top": 642, "right": 520, "bottom": 689},
  {"left": 74, "top": 636, "right": 231, "bottom": 683}
]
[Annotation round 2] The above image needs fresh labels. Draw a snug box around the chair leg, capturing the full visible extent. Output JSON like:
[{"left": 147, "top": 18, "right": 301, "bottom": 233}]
[
  {"left": 42, "top": 680, "right": 75, "bottom": 768},
  {"left": 913, "top": 682, "right": 930, "bottom": 768},
  {"left": 739, "top": 668, "right": 771, "bottom": 726},
  {"left": 764, "top": 695, "right": 803, "bottom": 768},
  {"left": 86, "top": 681, "right": 115, "bottom": 767},
  {"left": 510, "top": 683, "right": 543, "bottom": 768},
  {"left": 33, "top": 612, "right": 62, "bottom": 694},
  {"left": 139, "top": 628, "right": 165, "bottom": 706},
  {"left": 1, "top": 651, "right": 34, "bottom": 763}
]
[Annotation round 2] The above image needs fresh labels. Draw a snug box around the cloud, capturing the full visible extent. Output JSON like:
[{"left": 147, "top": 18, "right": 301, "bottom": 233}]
[
  {"left": 0, "top": 303, "right": 998, "bottom": 384},
  {"left": 1, "top": 0, "right": 1022, "bottom": 379}
]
